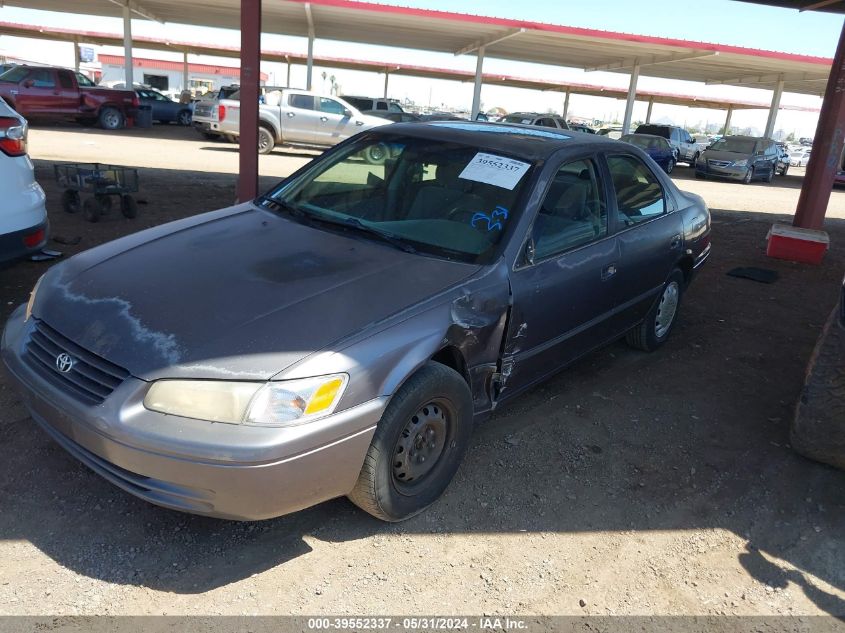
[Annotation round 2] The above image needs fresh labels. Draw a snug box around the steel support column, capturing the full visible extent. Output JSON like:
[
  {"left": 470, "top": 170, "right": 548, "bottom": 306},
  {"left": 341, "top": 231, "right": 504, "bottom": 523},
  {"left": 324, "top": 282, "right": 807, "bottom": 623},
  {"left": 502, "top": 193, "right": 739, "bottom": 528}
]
[
  {"left": 182, "top": 51, "right": 189, "bottom": 91},
  {"left": 562, "top": 88, "right": 570, "bottom": 120},
  {"left": 383, "top": 71, "right": 390, "bottom": 98},
  {"left": 645, "top": 97, "right": 654, "bottom": 123},
  {"left": 73, "top": 38, "right": 81, "bottom": 72},
  {"left": 793, "top": 21, "right": 845, "bottom": 230},
  {"left": 306, "top": 34, "right": 314, "bottom": 90},
  {"left": 237, "top": 0, "right": 261, "bottom": 202},
  {"left": 764, "top": 77, "right": 784, "bottom": 138},
  {"left": 621, "top": 61, "right": 640, "bottom": 135},
  {"left": 723, "top": 105, "right": 733, "bottom": 135},
  {"left": 471, "top": 45, "right": 485, "bottom": 120},
  {"left": 122, "top": 5, "right": 133, "bottom": 88}
]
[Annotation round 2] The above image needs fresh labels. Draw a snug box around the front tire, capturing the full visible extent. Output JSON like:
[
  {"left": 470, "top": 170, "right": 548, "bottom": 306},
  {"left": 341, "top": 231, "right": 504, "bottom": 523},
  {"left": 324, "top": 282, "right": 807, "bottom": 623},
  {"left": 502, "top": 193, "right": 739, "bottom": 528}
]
[
  {"left": 177, "top": 110, "right": 192, "bottom": 126},
  {"left": 743, "top": 167, "right": 753, "bottom": 184},
  {"left": 348, "top": 362, "right": 473, "bottom": 522},
  {"left": 665, "top": 158, "right": 675, "bottom": 174},
  {"left": 626, "top": 269, "right": 684, "bottom": 352}
]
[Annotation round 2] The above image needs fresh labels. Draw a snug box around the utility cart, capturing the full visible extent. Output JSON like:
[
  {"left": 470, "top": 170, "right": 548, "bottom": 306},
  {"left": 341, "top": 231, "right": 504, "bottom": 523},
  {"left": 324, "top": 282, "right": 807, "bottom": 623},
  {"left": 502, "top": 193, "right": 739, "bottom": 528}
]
[{"left": 54, "top": 163, "right": 139, "bottom": 223}]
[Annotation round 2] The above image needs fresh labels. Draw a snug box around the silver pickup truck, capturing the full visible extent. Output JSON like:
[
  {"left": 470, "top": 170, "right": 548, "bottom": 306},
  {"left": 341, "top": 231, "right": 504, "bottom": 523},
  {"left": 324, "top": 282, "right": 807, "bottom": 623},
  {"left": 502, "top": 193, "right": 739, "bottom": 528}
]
[{"left": 192, "top": 88, "right": 390, "bottom": 155}]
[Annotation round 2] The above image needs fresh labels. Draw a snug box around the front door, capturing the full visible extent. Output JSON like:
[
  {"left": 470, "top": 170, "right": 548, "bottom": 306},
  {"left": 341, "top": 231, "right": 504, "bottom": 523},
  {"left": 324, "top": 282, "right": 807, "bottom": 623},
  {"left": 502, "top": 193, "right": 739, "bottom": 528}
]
[
  {"left": 503, "top": 155, "right": 620, "bottom": 394},
  {"left": 15, "top": 68, "right": 60, "bottom": 116},
  {"left": 314, "top": 96, "right": 358, "bottom": 145}
]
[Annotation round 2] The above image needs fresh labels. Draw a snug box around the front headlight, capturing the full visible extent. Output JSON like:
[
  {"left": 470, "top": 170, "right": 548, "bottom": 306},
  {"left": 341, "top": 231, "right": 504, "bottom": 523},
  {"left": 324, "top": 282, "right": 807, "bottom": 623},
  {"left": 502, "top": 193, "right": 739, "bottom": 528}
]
[
  {"left": 24, "top": 274, "right": 44, "bottom": 322},
  {"left": 732, "top": 159, "right": 748, "bottom": 167},
  {"left": 143, "top": 374, "right": 348, "bottom": 427}
]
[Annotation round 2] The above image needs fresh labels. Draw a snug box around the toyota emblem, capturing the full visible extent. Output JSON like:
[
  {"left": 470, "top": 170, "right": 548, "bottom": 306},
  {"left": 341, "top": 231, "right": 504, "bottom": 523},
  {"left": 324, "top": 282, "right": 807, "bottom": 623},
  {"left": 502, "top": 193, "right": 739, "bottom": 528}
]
[{"left": 55, "top": 353, "right": 74, "bottom": 373}]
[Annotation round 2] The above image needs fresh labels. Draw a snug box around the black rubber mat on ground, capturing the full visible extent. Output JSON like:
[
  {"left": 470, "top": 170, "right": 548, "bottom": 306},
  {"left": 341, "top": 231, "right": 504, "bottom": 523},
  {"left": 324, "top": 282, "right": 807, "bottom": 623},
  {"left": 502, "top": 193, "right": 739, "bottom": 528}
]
[{"left": 726, "top": 267, "right": 779, "bottom": 284}]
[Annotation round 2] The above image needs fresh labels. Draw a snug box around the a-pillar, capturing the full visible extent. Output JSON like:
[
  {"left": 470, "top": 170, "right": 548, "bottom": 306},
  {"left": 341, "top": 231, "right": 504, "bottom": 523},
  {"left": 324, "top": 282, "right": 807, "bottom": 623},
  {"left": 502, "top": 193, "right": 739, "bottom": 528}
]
[
  {"left": 122, "top": 5, "right": 133, "bottom": 88},
  {"left": 621, "top": 61, "right": 640, "bottom": 135},
  {"left": 471, "top": 46, "right": 485, "bottom": 120},
  {"left": 237, "top": 0, "right": 261, "bottom": 202}
]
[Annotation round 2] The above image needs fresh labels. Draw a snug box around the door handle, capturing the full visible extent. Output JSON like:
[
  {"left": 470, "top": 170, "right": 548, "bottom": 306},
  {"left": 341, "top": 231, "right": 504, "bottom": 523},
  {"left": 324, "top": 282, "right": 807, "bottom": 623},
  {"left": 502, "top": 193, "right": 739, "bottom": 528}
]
[
  {"left": 286, "top": 112, "right": 295, "bottom": 118},
  {"left": 601, "top": 264, "right": 617, "bottom": 281},
  {"left": 320, "top": 116, "right": 328, "bottom": 121},
  {"left": 670, "top": 234, "right": 682, "bottom": 249}
]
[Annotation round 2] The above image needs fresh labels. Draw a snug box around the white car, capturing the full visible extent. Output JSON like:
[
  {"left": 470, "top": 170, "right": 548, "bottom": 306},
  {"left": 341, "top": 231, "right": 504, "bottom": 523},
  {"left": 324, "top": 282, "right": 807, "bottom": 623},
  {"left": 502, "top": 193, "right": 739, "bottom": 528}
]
[
  {"left": 789, "top": 149, "right": 811, "bottom": 167},
  {"left": 0, "top": 97, "right": 47, "bottom": 265}
]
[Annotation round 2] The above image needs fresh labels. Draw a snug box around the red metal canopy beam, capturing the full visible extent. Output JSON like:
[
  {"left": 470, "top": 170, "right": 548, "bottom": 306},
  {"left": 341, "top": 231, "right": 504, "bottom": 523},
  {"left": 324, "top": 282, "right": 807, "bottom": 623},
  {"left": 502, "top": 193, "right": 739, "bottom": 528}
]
[
  {"left": 793, "top": 20, "right": 845, "bottom": 230},
  {"left": 237, "top": 0, "right": 261, "bottom": 202}
]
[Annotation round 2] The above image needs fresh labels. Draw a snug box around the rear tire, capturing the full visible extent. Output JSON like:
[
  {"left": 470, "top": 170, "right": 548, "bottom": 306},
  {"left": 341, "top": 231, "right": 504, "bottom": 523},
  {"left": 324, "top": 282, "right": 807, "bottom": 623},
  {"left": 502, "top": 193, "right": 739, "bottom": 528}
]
[
  {"left": 258, "top": 126, "right": 275, "bottom": 154},
  {"left": 364, "top": 143, "right": 389, "bottom": 165},
  {"left": 98, "top": 107, "right": 124, "bottom": 130},
  {"left": 626, "top": 269, "right": 684, "bottom": 352},
  {"left": 121, "top": 195, "right": 138, "bottom": 219},
  {"left": 83, "top": 197, "right": 103, "bottom": 223},
  {"left": 781, "top": 164, "right": 789, "bottom": 177},
  {"left": 665, "top": 158, "right": 675, "bottom": 174},
  {"left": 177, "top": 110, "right": 192, "bottom": 126},
  {"left": 348, "top": 362, "right": 473, "bottom": 522},
  {"left": 689, "top": 151, "right": 699, "bottom": 167}
]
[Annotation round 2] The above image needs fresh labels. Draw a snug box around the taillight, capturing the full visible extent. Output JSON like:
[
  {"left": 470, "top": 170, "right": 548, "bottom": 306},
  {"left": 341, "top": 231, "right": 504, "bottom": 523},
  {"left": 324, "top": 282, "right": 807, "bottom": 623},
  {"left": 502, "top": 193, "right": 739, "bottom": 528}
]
[
  {"left": 0, "top": 116, "right": 26, "bottom": 157},
  {"left": 23, "top": 227, "right": 44, "bottom": 248},
  {"left": 218, "top": 104, "right": 226, "bottom": 121}
]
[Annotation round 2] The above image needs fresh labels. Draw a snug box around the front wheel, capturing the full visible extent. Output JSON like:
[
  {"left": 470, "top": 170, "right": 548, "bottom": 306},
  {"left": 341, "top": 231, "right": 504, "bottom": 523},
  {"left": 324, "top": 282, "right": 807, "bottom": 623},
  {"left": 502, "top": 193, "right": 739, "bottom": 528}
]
[
  {"left": 348, "top": 362, "right": 473, "bottom": 522},
  {"left": 626, "top": 269, "right": 684, "bottom": 352},
  {"left": 665, "top": 158, "right": 675, "bottom": 174},
  {"left": 177, "top": 110, "right": 192, "bottom": 126},
  {"left": 743, "top": 167, "right": 753, "bottom": 184}
]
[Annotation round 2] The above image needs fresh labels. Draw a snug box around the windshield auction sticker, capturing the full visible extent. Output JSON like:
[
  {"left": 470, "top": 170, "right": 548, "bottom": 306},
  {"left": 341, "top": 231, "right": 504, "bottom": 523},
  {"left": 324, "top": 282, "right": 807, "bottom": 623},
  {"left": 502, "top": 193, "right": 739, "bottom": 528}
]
[{"left": 459, "top": 152, "right": 530, "bottom": 190}]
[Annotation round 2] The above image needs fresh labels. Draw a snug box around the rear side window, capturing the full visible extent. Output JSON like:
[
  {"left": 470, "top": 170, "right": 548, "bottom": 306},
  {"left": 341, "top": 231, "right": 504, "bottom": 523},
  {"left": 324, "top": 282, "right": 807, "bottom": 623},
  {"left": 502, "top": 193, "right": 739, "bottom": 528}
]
[
  {"left": 537, "top": 118, "right": 557, "bottom": 128},
  {"left": 30, "top": 69, "right": 55, "bottom": 88},
  {"left": 635, "top": 124, "right": 670, "bottom": 140},
  {"left": 289, "top": 94, "right": 315, "bottom": 110},
  {"left": 57, "top": 71, "right": 74, "bottom": 89},
  {"left": 376, "top": 102, "right": 388, "bottom": 110},
  {"left": 607, "top": 155, "right": 666, "bottom": 226}
]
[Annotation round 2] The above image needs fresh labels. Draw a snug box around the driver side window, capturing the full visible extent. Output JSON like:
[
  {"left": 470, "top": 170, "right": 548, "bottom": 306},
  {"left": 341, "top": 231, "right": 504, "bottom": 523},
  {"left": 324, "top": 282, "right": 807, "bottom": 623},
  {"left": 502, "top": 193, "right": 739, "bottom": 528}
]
[{"left": 532, "top": 158, "right": 607, "bottom": 260}]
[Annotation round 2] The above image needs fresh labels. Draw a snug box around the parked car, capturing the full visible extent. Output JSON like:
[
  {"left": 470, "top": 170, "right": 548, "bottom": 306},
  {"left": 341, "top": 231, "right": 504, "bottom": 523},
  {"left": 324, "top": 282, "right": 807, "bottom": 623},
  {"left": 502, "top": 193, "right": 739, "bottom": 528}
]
[
  {"left": 597, "top": 126, "right": 624, "bottom": 139},
  {"left": 192, "top": 88, "right": 389, "bottom": 155},
  {"left": 341, "top": 96, "right": 405, "bottom": 114},
  {"left": 693, "top": 135, "right": 712, "bottom": 152},
  {"left": 2, "top": 121, "right": 711, "bottom": 522},
  {"left": 620, "top": 133, "right": 677, "bottom": 173},
  {"left": 568, "top": 123, "right": 596, "bottom": 134},
  {"left": 695, "top": 135, "right": 780, "bottom": 183},
  {"left": 0, "top": 97, "right": 48, "bottom": 265},
  {"left": 499, "top": 112, "right": 570, "bottom": 130},
  {"left": 634, "top": 124, "right": 699, "bottom": 166},
  {"left": 0, "top": 65, "right": 138, "bottom": 130},
  {"left": 135, "top": 88, "right": 193, "bottom": 125},
  {"left": 789, "top": 149, "right": 811, "bottom": 167}
]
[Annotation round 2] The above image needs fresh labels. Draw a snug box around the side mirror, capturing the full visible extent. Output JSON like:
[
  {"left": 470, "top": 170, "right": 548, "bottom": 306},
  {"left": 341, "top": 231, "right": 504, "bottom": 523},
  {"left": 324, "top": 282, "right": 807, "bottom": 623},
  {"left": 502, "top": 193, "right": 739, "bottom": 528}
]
[
  {"left": 343, "top": 108, "right": 352, "bottom": 118},
  {"left": 22, "top": 79, "right": 34, "bottom": 88}
]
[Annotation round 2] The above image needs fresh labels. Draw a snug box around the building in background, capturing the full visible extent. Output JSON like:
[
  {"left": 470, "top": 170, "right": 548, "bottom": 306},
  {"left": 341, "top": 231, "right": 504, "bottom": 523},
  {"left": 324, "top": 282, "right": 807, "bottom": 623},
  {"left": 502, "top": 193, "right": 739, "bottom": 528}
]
[{"left": 98, "top": 54, "right": 267, "bottom": 97}]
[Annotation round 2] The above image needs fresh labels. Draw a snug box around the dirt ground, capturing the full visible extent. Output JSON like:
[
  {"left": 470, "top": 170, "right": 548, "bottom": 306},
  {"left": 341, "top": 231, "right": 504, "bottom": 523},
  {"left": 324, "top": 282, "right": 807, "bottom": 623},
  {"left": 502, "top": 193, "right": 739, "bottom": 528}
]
[{"left": 0, "top": 125, "right": 843, "bottom": 618}]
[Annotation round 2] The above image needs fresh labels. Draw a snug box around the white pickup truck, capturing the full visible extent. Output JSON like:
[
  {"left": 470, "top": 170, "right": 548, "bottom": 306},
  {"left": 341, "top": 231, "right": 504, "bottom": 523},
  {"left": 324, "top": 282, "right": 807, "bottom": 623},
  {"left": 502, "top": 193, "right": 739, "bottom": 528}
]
[{"left": 192, "top": 88, "right": 390, "bottom": 156}]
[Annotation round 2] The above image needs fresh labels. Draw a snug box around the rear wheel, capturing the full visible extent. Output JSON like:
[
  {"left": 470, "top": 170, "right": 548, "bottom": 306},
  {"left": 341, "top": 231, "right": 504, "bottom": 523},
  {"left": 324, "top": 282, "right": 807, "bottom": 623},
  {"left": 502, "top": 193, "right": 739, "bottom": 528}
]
[
  {"left": 82, "top": 197, "right": 103, "bottom": 223},
  {"left": 121, "top": 195, "right": 138, "bottom": 219},
  {"left": 626, "top": 269, "right": 684, "bottom": 352},
  {"left": 177, "top": 110, "right": 192, "bottom": 126},
  {"left": 348, "top": 362, "right": 473, "bottom": 522},
  {"left": 61, "top": 190, "right": 81, "bottom": 214},
  {"left": 689, "top": 151, "right": 699, "bottom": 167},
  {"left": 258, "top": 126, "right": 275, "bottom": 154},
  {"left": 781, "top": 164, "right": 789, "bottom": 177},
  {"left": 364, "top": 143, "right": 389, "bottom": 165},
  {"left": 98, "top": 107, "right": 124, "bottom": 130},
  {"left": 665, "top": 158, "right": 675, "bottom": 174}
]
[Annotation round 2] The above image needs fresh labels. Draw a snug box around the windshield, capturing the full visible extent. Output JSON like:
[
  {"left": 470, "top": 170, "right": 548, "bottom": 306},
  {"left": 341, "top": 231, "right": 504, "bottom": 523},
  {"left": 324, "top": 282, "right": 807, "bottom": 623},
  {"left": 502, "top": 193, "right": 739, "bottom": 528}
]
[
  {"left": 621, "top": 134, "right": 669, "bottom": 150},
  {"left": 710, "top": 138, "right": 757, "bottom": 154},
  {"left": 0, "top": 67, "right": 29, "bottom": 83},
  {"left": 635, "top": 125, "right": 670, "bottom": 138},
  {"left": 343, "top": 97, "right": 371, "bottom": 111},
  {"left": 266, "top": 135, "right": 535, "bottom": 263},
  {"left": 502, "top": 114, "right": 536, "bottom": 125}
]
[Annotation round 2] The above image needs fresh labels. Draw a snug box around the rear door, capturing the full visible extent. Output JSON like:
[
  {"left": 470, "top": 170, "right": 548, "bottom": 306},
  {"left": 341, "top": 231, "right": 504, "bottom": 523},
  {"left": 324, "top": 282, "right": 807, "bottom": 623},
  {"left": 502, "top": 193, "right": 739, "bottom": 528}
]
[
  {"left": 283, "top": 92, "right": 320, "bottom": 144},
  {"left": 504, "top": 152, "right": 620, "bottom": 393},
  {"left": 54, "top": 70, "right": 82, "bottom": 115},
  {"left": 603, "top": 152, "right": 684, "bottom": 334}
]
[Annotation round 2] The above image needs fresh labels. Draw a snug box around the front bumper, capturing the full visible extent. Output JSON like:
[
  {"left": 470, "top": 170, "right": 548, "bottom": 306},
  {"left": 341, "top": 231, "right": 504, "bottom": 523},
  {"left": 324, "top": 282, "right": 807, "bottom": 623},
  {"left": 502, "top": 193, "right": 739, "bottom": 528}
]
[
  {"left": 695, "top": 163, "right": 748, "bottom": 181},
  {"left": 1, "top": 305, "right": 384, "bottom": 520}
]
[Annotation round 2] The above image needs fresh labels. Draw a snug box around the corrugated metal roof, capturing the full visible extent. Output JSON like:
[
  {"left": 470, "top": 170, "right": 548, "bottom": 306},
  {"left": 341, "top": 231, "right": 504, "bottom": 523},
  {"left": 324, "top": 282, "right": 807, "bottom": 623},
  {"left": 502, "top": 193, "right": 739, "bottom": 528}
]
[{"left": 3, "top": 0, "right": 832, "bottom": 95}]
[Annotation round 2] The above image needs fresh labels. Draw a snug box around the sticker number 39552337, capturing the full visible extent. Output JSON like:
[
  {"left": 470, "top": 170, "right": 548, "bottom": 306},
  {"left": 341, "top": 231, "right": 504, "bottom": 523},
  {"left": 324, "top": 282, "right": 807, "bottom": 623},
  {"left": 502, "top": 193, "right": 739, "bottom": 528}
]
[{"left": 458, "top": 152, "right": 531, "bottom": 191}]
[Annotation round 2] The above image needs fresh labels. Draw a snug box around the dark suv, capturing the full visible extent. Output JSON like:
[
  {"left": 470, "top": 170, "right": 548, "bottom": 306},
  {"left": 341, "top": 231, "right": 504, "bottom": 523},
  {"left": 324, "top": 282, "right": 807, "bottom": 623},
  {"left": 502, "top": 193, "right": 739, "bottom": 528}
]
[
  {"left": 500, "top": 112, "right": 570, "bottom": 130},
  {"left": 634, "top": 124, "right": 699, "bottom": 166}
]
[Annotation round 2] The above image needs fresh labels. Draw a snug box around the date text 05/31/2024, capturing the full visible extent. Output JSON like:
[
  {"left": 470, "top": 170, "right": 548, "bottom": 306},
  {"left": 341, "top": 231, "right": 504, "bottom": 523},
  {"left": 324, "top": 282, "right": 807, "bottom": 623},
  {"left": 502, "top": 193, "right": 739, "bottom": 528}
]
[{"left": 306, "top": 617, "right": 529, "bottom": 630}]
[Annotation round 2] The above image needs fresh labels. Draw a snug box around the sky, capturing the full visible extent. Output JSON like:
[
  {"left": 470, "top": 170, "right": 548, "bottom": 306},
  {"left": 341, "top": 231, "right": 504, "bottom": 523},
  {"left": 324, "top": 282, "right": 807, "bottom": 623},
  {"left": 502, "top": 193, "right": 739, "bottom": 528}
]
[{"left": 0, "top": 1, "right": 840, "bottom": 136}]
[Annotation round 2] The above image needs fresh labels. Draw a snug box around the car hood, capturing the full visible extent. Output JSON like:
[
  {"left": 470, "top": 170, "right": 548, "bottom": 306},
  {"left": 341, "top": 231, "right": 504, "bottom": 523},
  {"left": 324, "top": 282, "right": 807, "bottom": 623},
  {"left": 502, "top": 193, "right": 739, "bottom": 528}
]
[
  {"left": 358, "top": 114, "right": 393, "bottom": 128},
  {"left": 35, "top": 204, "right": 479, "bottom": 381},
  {"left": 703, "top": 149, "right": 751, "bottom": 162}
]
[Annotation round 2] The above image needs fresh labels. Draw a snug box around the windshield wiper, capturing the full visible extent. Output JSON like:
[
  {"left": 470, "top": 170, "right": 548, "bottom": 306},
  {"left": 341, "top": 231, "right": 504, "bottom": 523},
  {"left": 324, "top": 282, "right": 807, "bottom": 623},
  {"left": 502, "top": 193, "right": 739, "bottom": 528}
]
[{"left": 320, "top": 216, "right": 417, "bottom": 254}]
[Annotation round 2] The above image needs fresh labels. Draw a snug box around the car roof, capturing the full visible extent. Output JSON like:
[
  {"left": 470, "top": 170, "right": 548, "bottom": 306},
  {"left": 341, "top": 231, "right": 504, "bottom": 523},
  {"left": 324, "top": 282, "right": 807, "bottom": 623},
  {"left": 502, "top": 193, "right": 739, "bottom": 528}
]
[{"left": 373, "top": 120, "right": 618, "bottom": 160}]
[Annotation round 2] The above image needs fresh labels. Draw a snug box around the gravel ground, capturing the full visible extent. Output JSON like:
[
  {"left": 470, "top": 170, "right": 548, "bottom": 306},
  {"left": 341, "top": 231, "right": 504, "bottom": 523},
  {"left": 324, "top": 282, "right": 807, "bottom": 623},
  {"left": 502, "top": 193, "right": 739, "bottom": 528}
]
[{"left": 0, "top": 125, "right": 842, "bottom": 618}]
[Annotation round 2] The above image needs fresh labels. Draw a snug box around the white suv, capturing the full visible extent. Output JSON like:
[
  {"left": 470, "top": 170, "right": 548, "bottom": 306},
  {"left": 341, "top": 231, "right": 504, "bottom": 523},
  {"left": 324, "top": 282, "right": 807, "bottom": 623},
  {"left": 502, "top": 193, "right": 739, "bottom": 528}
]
[{"left": 0, "top": 96, "right": 47, "bottom": 265}]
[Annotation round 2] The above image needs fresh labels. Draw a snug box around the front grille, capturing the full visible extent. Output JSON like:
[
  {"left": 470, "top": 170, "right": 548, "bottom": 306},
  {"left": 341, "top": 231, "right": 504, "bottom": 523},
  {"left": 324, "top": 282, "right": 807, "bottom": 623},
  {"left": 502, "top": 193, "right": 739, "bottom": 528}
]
[
  {"left": 193, "top": 103, "right": 213, "bottom": 118},
  {"left": 24, "top": 319, "right": 129, "bottom": 404},
  {"left": 708, "top": 159, "right": 731, "bottom": 167}
]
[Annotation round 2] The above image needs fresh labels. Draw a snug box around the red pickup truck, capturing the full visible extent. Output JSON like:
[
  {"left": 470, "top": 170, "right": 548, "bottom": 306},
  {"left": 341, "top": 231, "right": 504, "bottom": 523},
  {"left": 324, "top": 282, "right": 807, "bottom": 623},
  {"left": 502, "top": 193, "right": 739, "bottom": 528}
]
[{"left": 0, "top": 65, "right": 138, "bottom": 130}]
